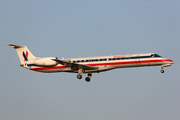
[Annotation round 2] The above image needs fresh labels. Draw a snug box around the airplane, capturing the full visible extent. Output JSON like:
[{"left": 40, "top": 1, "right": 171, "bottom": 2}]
[{"left": 7, "top": 44, "right": 174, "bottom": 82}]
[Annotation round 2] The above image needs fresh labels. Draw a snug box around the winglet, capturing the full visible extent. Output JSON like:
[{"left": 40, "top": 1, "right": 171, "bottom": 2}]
[{"left": 6, "top": 44, "right": 25, "bottom": 49}]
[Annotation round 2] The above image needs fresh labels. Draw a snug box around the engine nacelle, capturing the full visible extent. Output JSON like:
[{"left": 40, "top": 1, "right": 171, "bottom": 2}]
[{"left": 33, "top": 57, "right": 58, "bottom": 67}]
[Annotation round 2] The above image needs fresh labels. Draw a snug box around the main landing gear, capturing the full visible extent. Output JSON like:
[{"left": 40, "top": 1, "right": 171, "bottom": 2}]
[
  {"left": 77, "top": 73, "right": 92, "bottom": 82},
  {"left": 85, "top": 73, "right": 92, "bottom": 82},
  {"left": 77, "top": 69, "right": 83, "bottom": 79},
  {"left": 77, "top": 74, "right": 82, "bottom": 79},
  {"left": 76, "top": 69, "right": 92, "bottom": 82}
]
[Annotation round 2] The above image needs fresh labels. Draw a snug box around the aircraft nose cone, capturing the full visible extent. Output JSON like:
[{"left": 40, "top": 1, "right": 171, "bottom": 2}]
[{"left": 170, "top": 59, "right": 174, "bottom": 64}]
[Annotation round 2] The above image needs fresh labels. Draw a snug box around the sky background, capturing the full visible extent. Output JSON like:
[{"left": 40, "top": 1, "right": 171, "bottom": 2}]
[{"left": 0, "top": 0, "right": 180, "bottom": 120}]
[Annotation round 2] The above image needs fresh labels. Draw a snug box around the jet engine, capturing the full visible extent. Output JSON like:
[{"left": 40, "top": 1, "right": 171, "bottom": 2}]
[{"left": 33, "top": 57, "right": 58, "bottom": 67}]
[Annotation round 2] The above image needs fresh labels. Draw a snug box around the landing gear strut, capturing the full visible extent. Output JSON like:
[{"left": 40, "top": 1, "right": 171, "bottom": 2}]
[
  {"left": 76, "top": 70, "right": 92, "bottom": 82},
  {"left": 160, "top": 66, "right": 164, "bottom": 73},
  {"left": 85, "top": 73, "right": 92, "bottom": 82},
  {"left": 77, "top": 69, "right": 84, "bottom": 79}
]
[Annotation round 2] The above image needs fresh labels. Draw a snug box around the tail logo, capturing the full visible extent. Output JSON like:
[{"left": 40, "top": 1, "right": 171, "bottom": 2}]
[{"left": 23, "top": 50, "right": 28, "bottom": 61}]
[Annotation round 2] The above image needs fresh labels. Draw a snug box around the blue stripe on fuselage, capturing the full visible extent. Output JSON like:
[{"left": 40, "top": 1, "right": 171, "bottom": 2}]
[
  {"left": 26, "top": 55, "right": 160, "bottom": 67},
  {"left": 27, "top": 64, "right": 37, "bottom": 66}
]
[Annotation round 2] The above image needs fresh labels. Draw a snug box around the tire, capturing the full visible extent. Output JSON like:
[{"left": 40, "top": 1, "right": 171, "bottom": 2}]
[
  {"left": 160, "top": 70, "right": 164, "bottom": 73},
  {"left": 85, "top": 77, "right": 91, "bottom": 82},
  {"left": 77, "top": 74, "right": 82, "bottom": 79}
]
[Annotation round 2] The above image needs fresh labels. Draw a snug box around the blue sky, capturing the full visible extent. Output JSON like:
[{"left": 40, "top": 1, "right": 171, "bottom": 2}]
[{"left": 1, "top": 0, "right": 180, "bottom": 120}]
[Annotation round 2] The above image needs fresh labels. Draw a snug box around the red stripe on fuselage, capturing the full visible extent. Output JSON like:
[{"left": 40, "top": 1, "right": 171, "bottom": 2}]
[
  {"left": 86, "top": 59, "right": 173, "bottom": 66},
  {"left": 30, "top": 59, "right": 173, "bottom": 71},
  {"left": 30, "top": 66, "right": 67, "bottom": 71}
]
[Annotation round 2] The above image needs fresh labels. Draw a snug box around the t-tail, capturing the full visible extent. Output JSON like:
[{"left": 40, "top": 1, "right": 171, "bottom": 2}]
[
  {"left": 7, "top": 44, "right": 58, "bottom": 68},
  {"left": 7, "top": 44, "right": 36, "bottom": 64}
]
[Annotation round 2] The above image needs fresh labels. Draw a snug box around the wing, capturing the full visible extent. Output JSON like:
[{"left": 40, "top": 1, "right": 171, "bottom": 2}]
[{"left": 52, "top": 59, "right": 98, "bottom": 70}]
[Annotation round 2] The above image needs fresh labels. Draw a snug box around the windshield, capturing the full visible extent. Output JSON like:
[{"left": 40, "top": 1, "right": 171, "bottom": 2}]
[
  {"left": 155, "top": 54, "right": 161, "bottom": 57},
  {"left": 151, "top": 54, "right": 162, "bottom": 57}
]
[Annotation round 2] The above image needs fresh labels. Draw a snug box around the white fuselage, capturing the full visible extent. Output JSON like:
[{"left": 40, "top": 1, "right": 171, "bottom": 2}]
[
  {"left": 25, "top": 53, "right": 173, "bottom": 74},
  {"left": 7, "top": 44, "right": 174, "bottom": 82}
]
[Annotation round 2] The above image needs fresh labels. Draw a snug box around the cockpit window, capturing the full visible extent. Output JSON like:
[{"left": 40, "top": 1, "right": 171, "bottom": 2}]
[
  {"left": 151, "top": 54, "right": 161, "bottom": 57},
  {"left": 155, "top": 54, "right": 161, "bottom": 57}
]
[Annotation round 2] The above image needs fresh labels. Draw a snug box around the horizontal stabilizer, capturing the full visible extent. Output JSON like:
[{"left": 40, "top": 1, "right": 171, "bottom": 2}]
[{"left": 6, "top": 44, "right": 25, "bottom": 49}]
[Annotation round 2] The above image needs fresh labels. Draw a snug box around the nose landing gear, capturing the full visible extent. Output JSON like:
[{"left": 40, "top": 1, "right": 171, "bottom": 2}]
[
  {"left": 160, "top": 70, "right": 164, "bottom": 73},
  {"left": 160, "top": 64, "right": 172, "bottom": 73},
  {"left": 160, "top": 66, "right": 164, "bottom": 73}
]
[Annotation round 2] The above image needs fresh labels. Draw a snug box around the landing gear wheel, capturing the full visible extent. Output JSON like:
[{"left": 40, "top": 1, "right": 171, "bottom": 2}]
[
  {"left": 160, "top": 70, "right": 164, "bottom": 73},
  {"left": 77, "top": 74, "right": 82, "bottom": 79},
  {"left": 85, "top": 77, "right": 91, "bottom": 82}
]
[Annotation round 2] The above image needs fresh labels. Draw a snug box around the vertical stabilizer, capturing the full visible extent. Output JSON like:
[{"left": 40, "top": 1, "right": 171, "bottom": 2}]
[{"left": 7, "top": 44, "right": 36, "bottom": 64}]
